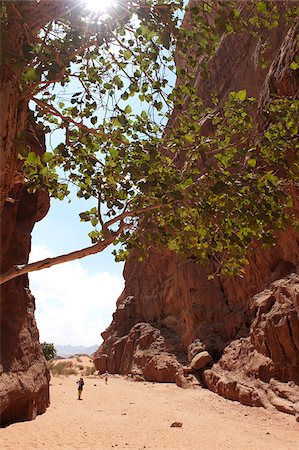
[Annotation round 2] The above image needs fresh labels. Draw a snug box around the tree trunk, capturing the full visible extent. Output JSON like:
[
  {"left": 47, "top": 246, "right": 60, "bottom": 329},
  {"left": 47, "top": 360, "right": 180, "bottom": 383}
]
[
  {"left": 0, "top": 4, "right": 28, "bottom": 210},
  {"left": 0, "top": 69, "right": 28, "bottom": 210}
]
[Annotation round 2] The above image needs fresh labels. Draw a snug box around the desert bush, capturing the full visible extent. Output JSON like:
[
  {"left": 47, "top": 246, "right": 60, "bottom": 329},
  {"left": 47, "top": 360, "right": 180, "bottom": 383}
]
[
  {"left": 48, "top": 361, "right": 78, "bottom": 376},
  {"left": 64, "top": 368, "right": 78, "bottom": 376},
  {"left": 49, "top": 361, "right": 68, "bottom": 375},
  {"left": 84, "top": 366, "right": 96, "bottom": 376},
  {"left": 41, "top": 342, "right": 57, "bottom": 361},
  {"left": 78, "top": 365, "right": 84, "bottom": 370}
]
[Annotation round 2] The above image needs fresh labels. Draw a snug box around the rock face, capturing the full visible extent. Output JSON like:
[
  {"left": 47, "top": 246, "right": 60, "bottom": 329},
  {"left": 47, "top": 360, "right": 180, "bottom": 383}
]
[
  {"left": 0, "top": 127, "right": 50, "bottom": 426},
  {"left": 205, "top": 274, "right": 299, "bottom": 417},
  {"left": 94, "top": 8, "right": 299, "bottom": 415}
]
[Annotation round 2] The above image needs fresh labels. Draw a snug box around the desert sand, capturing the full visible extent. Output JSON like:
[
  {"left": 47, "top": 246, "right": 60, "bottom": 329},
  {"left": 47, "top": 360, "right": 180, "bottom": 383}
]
[{"left": 0, "top": 374, "right": 298, "bottom": 450}]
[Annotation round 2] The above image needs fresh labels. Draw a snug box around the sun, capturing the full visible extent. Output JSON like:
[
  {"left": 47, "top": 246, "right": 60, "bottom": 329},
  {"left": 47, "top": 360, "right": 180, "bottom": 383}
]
[{"left": 83, "top": 0, "right": 115, "bottom": 12}]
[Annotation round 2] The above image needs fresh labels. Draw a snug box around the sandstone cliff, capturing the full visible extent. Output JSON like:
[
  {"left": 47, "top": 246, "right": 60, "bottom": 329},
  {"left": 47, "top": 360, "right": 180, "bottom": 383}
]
[
  {"left": 0, "top": 126, "right": 50, "bottom": 426},
  {"left": 94, "top": 8, "right": 299, "bottom": 417}
]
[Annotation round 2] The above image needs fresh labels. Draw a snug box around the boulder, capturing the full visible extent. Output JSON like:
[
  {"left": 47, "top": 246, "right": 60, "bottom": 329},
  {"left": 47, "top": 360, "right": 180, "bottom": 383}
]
[{"left": 190, "top": 351, "right": 212, "bottom": 370}]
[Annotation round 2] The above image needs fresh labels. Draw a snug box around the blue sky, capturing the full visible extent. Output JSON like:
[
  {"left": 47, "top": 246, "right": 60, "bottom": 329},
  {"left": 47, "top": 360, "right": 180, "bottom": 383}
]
[
  {"left": 29, "top": 124, "right": 126, "bottom": 346},
  {"left": 30, "top": 192, "right": 125, "bottom": 347}
]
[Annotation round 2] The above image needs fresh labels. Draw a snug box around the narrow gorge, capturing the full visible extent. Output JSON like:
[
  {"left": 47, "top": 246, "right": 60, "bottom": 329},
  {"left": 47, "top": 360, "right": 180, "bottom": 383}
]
[
  {"left": 0, "top": 0, "right": 298, "bottom": 427},
  {"left": 94, "top": 6, "right": 299, "bottom": 417}
]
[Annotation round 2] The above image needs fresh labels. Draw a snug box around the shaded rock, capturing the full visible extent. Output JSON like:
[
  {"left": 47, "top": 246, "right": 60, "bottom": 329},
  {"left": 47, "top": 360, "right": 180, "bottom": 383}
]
[
  {"left": 0, "top": 126, "right": 50, "bottom": 426},
  {"left": 187, "top": 340, "right": 206, "bottom": 362},
  {"left": 94, "top": 319, "right": 188, "bottom": 388},
  {"left": 94, "top": 354, "right": 107, "bottom": 373},
  {"left": 170, "top": 422, "right": 182, "bottom": 428},
  {"left": 143, "top": 354, "right": 182, "bottom": 383},
  {"left": 204, "top": 275, "right": 299, "bottom": 413},
  {"left": 190, "top": 351, "right": 212, "bottom": 370}
]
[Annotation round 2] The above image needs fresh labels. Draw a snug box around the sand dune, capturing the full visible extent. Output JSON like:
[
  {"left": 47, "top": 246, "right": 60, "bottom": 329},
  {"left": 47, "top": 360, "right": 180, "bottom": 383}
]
[{"left": 0, "top": 375, "right": 297, "bottom": 450}]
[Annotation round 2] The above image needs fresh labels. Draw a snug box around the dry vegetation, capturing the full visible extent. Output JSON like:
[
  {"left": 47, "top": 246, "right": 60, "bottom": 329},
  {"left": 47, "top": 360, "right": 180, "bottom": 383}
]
[{"left": 48, "top": 355, "right": 96, "bottom": 377}]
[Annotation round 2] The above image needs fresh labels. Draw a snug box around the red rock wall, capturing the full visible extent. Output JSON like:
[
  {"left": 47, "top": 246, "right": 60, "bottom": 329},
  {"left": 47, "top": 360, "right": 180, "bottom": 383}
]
[
  {"left": 0, "top": 127, "right": 50, "bottom": 426},
  {"left": 94, "top": 8, "right": 299, "bottom": 417},
  {"left": 204, "top": 274, "right": 299, "bottom": 416}
]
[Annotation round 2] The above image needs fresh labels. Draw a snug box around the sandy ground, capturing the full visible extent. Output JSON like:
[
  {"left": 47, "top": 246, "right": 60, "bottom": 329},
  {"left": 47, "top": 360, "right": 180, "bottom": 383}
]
[{"left": 0, "top": 375, "right": 298, "bottom": 450}]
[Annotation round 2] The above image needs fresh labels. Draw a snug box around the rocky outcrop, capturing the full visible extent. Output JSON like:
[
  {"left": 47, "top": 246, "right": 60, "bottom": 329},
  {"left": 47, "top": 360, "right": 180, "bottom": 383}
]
[
  {"left": 94, "top": 297, "right": 190, "bottom": 387},
  {"left": 95, "top": 233, "right": 299, "bottom": 395},
  {"left": 205, "top": 274, "right": 299, "bottom": 418},
  {"left": 94, "top": 6, "right": 299, "bottom": 416},
  {"left": 0, "top": 127, "right": 50, "bottom": 426}
]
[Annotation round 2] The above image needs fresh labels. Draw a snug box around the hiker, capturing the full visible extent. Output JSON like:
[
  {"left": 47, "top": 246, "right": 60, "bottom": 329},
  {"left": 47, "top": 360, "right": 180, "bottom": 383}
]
[
  {"left": 105, "top": 371, "right": 108, "bottom": 385},
  {"left": 77, "top": 377, "right": 84, "bottom": 400}
]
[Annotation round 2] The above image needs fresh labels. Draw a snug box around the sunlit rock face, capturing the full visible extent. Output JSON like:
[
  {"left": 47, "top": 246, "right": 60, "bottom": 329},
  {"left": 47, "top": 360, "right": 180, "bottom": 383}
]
[
  {"left": 94, "top": 8, "right": 299, "bottom": 416},
  {"left": 0, "top": 128, "right": 50, "bottom": 426}
]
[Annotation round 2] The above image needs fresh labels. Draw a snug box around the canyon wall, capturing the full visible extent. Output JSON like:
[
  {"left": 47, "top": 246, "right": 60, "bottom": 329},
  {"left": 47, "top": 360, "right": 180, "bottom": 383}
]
[
  {"left": 94, "top": 9, "right": 299, "bottom": 416},
  {"left": 0, "top": 126, "right": 50, "bottom": 426}
]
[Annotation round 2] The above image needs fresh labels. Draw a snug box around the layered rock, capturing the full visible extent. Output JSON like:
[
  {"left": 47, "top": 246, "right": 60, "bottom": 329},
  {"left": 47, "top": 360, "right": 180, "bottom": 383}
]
[
  {"left": 95, "top": 233, "right": 299, "bottom": 397},
  {"left": 205, "top": 274, "right": 299, "bottom": 418},
  {"left": 94, "top": 7, "right": 299, "bottom": 416},
  {"left": 0, "top": 127, "right": 50, "bottom": 426}
]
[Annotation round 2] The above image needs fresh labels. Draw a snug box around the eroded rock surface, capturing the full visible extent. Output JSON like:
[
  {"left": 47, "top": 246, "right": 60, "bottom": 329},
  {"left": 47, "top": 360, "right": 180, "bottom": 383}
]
[
  {"left": 0, "top": 127, "right": 50, "bottom": 426},
  {"left": 205, "top": 274, "right": 299, "bottom": 417},
  {"left": 94, "top": 9, "right": 299, "bottom": 415}
]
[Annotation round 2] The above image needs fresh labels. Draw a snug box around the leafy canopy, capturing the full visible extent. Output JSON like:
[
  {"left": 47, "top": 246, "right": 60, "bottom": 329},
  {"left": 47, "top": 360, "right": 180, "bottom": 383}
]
[
  {"left": 1, "top": 0, "right": 298, "bottom": 278},
  {"left": 41, "top": 342, "right": 57, "bottom": 361}
]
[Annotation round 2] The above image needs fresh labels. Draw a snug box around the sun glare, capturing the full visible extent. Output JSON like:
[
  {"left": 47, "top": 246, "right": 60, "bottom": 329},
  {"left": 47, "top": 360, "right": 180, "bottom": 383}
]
[{"left": 84, "top": 0, "right": 115, "bottom": 12}]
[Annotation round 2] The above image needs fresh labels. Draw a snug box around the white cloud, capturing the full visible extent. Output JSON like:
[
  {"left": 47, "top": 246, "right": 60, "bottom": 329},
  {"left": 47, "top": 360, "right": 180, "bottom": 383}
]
[{"left": 29, "top": 245, "right": 124, "bottom": 346}]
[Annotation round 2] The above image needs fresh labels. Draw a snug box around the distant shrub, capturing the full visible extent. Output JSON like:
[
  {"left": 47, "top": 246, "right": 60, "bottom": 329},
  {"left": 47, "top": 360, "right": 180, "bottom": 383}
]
[
  {"left": 85, "top": 366, "right": 96, "bottom": 376},
  {"left": 49, "top": 361, "right": 78, "bottom": 376},
  {"left": 48, "top": 361, "right": 55, "bottom": 371},
  {"left": 50, "top": 361, "right": 68, "bottom": 375},
  {"left": 65, "top": 367, "right": 78, "bottom": 375},
  {"left": 78, "top": 365, "right": 84, "bottom": 370},
  {"left": 41, "top": 342, "right": 57, "bottom": 361}
]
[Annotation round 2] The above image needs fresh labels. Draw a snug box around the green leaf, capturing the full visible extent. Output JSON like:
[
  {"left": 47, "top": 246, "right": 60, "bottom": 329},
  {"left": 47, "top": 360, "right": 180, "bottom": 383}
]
[
  {"left": 236, "top": 89, "right": 247, "bottom": 101},
  {"left": 124, "top": 105, "right": 132, "bottom": 114},
  {"left": 42, "top": 152, "right": 53, "bottom": 163},
  {"left": 109, "top": 147, "right": 119, "bottom": 158},
  {"left": 124, "top": 50, "right": 132, "bottom": 60},
  {"left": 26, "top": 151, "right": 37, "bottom": 162},
  {"left": 290, "top": 61, "right": 299, "bottom": 70},
  {"left": 247, "top": 158, "right": 256, "bottom": 168},
  {"left": 257, "top": 2, "right": 267, "bottom": 13},
  {"left": 23, "top": 68, "right": 39, "bottom": 83}
]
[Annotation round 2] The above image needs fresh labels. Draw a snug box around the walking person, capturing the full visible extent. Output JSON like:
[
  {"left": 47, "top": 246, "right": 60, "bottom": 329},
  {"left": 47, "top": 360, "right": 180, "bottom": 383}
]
[{"left": 77, "top": 377, "right": 84, "bottom": 400}]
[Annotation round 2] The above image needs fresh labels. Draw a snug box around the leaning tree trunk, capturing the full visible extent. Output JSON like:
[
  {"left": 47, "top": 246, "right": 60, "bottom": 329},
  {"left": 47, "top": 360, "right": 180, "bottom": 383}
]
[
  {"left": 0, "top": 69, "right": 28, "bottom": 210},
  {"left": 0, "top": 4, "right": 29, "bottom": 211}
]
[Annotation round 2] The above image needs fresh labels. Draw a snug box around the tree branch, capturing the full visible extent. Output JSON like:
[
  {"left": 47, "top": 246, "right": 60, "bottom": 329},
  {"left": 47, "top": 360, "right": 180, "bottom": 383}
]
[
  {"left": 102, "top": 202, "right": 163, "bottom": 231},
  {"left": 0, "top": 226, "right": 120, "bottom": 286},
  {"left": 32, "top": 97, "right": 128, "bottom": 145},
  {"left": 0, "top": 201, "right": 162, "bottom": 285}
]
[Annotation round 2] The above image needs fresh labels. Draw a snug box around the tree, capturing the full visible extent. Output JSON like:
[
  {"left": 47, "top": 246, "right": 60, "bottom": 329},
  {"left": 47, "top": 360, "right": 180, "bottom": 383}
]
[
  {"left": 41, "top": 342, "right": 57, "bottom": 361},
  {"left": 0, "top": 0, "right": 298, "bottom": 284}
]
